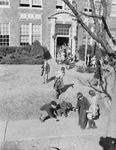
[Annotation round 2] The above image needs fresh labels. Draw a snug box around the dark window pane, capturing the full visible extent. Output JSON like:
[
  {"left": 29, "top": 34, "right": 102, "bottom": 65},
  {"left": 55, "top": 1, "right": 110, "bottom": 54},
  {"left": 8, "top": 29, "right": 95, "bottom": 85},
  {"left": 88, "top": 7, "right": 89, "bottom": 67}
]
[
  {"left": 20, "top": 4, "right": 30, "bottom": 7},
  {"left": 32, "top": 5, "right": 41, "bottom": 7}
]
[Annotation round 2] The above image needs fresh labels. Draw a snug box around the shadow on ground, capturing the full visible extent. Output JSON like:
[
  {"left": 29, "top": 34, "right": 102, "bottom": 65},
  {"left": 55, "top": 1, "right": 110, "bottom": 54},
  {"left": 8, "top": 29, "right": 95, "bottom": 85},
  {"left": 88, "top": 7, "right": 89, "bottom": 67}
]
[
  {"left": 48, "top": 76, "right": 55, "bottom": 83},
  {"left": 62, "top": 84, "right": 74, "bottom": 93}
]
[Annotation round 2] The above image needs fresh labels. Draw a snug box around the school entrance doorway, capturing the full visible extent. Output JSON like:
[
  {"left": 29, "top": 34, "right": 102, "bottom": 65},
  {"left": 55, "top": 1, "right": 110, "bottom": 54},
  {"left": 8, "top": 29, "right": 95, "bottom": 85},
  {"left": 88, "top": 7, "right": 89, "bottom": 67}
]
[
  {"left": 56, "top": 37, "right": 69, "bottom": 54},
  {"left": 55, "top": 23, "right": 71, "bottom": 56},
  {"left": 57, "top": 37, "right": 69, "bottom": 46}
]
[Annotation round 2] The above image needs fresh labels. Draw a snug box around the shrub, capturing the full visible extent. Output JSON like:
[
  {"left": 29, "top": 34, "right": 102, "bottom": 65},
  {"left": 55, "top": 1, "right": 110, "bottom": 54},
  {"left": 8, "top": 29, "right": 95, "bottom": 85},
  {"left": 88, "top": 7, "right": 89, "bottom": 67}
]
[
  {"left": 86, "top": 66, "right": 95, "bottom": 73},
  {"left": 0, "top": 45, "right": 31, "bottom": 56},
  {"left": 43, "top": 46, "right": 52, "bottom": 60},
  {"left": 76, "top": 65, "right": 86, "bottom": 73},
  {"left": 0, "top": 43, "right": 51, "bottom": 64},
  {"left": 31, "top": 40, "right": 44, "bottom": 57},
  {"left": 0, "top": 55, "right": 3, "bottom": 61},
  {"left": 0, "top": 46, "right": 17, "bottom": 56},
  {"left": 25, "top": 58, "right": 44, "bottom": 64},
  {"left": 1, "top": 141, "right": 21, "bottom": 150},
  {"left": 0, "top": 56, "right": 44, "bottom": 64},
  {"left": 78, "top": 45, "right": 92, "bottom": 60},
  {"left": 78, "top": 44, "right": 106, "bottom": 61}
]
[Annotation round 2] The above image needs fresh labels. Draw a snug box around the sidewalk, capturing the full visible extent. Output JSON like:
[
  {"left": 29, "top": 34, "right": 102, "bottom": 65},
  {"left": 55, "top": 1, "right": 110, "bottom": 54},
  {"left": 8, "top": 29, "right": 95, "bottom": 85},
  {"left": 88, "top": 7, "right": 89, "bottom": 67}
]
[{"left": 0, "top": 115, "right": 108, "bottom": 143}]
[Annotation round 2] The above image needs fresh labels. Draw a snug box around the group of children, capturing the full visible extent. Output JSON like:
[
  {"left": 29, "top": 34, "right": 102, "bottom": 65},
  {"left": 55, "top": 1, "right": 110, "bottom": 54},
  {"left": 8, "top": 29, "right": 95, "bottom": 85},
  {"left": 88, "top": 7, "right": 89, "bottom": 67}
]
[
  {"left": 39, "top": 87, "right": 100, "bottom": 130},
  {"left": 92, "top": 56, "right": 113, "bottom": 88},
  {"left": 75, "top": 90, "right": 100, "bottom": 130},
  {"left": 56, "top": 44, "right": 74, "bottom": 65},
  {"left": 40, "top": 59, "right": 101, "bottom": 130}
]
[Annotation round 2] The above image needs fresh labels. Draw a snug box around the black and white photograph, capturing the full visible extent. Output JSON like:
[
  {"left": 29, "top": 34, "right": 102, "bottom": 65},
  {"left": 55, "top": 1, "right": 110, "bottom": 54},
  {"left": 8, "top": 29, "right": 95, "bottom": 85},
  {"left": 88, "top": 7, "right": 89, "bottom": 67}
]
[{"left": 0, "top": 0, "right": 116, "bottom": 149}]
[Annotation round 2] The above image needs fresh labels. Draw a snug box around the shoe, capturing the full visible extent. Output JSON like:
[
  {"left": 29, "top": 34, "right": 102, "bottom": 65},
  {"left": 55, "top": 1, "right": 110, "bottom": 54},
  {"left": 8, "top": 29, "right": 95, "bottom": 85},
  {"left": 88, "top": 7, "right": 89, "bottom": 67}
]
[
  {"left": 39, "top": 117, "right": 45, "bottom": 123},
  {"left": 92, "top": 126, "right": 97, "bottom": 129},
  {"left": 87, "top": 126, "right": 93, "bottom": 129},
  {"left": 81, "top": 127, "right": 85, "bottom": 130}
]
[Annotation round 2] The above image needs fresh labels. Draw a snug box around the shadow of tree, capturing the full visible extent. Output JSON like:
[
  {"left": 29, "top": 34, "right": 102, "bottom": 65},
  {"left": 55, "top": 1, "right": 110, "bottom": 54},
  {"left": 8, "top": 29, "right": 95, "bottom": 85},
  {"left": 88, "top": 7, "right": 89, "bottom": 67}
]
[{"left": 62, "top": 84, "right": 74, "bottom": 93}]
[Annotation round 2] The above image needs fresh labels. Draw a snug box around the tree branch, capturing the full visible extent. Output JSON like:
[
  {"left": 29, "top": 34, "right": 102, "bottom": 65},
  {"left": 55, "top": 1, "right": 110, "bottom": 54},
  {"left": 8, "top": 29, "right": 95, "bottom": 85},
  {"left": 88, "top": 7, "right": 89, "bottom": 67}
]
[
  {"left": 90, "top": 0, "right": 100, "bottom": 33},
  {"left": 80, "top": 10, "right": 116, "bottom": 46},
  {"left": 61, "top": 0, "right": 115, "bottom": 56},
  {"left": 80, "top": 11, "right": 102, "bottom": 19}
]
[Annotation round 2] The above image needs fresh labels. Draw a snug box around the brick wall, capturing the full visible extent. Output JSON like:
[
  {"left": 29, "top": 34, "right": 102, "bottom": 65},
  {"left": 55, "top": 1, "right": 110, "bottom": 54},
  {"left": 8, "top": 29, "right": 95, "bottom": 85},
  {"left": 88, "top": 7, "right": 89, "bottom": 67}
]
[{"left": 0, "top": 0, "right": 115, "bottom": 51}]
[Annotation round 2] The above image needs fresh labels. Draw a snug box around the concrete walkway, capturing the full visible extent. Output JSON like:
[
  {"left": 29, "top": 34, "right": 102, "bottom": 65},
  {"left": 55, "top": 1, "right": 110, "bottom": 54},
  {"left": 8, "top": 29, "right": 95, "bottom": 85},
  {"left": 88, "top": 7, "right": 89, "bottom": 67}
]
[{"left": 0, "top": 115, "right": 108, "bottom": 143}]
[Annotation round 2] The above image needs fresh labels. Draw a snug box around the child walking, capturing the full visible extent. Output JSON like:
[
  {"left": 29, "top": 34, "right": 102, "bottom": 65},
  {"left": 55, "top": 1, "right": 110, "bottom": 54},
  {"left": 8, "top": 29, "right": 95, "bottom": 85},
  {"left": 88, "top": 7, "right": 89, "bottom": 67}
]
[
  {"left": 54, "top": 67, "right": 65, "bottom": 99},
  {"left": 54, "top": 73, "right": 63, "bottom": 99},
  {"left": 41, "top": 60, "right": 50, "bottom": 84}
]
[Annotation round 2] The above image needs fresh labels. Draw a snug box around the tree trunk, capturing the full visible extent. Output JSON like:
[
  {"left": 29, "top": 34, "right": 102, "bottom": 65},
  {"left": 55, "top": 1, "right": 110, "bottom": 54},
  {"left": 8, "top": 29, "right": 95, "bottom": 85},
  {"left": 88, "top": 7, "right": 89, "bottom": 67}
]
[{"left": 106, "top": 65, "right": 116, "bottom": 138}]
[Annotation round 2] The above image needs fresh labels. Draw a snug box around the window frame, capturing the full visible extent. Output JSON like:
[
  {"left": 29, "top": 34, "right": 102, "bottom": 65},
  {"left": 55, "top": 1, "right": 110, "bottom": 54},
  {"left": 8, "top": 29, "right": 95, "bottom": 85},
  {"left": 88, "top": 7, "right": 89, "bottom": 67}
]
[
  {"left": 110, "top": 4, "right": 116, "bottom": 17},
  {"left": 20, "top": 23, "right": 30, "bottom": 45},
  {"left": 32, "top": 23, "right": 42, "bottom": 44},
  {"left": 20, "top": 23, "right": 42, "bottom": 46},
  {"left": 19, "top": 0, "right": 42, "bottom": 8},
  {"left": 0, "top": 0, "right": 10, "bottom": 8},
  {"left": 56, "top": 0, "right": 72, "bottom": 10},
  {"left": 0, "top": 22, "right": 10, "bottom": 46}
]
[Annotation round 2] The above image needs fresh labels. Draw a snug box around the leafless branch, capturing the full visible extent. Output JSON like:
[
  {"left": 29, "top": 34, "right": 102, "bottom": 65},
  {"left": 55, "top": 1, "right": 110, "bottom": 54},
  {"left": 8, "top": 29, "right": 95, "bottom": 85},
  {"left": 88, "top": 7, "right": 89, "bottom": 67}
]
[
  {"left": 80, "top": 11, "right": 102, "bottom": 19},
  {"left": 77, "top": 77, "right": 112, "bottom": 101}
]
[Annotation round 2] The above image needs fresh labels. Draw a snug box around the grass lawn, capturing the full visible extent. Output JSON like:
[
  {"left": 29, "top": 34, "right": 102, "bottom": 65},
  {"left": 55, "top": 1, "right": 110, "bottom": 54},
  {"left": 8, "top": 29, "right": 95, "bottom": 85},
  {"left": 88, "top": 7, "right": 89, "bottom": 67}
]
[{"left": 0, "top": 59, "right": 112, "bottom": 150}]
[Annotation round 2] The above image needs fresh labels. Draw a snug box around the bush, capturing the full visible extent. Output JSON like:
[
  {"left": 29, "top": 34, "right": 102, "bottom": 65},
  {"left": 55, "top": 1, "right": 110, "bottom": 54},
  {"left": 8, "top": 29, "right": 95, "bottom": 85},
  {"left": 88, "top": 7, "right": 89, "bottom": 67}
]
[
  {"left": 76, "top": 65, "right": 86, "bottom": 73},
  {"left": 0, "top": 55, "right": 44, "bottom": 64},
  {"left": 1, "top": 141, "right": 21, "bottom": 150},
  {"left": 78, "top": 44, "right": 106, "bottom": 61},
  {"left": 31, "top": 40, "right": 44, "bottom": 57},
  {"left": 0, "top": 43, "right": 51, "bottom": 64},
  {"left": 42, "top": 46, "right": 51, "bottom": 60},
  {"left": 0, "top": 45, "right": 31, "bottom": 56},
  {"left": 25, "top": 58, "right": 44, "bottom": 64},
  {"left": 78, "top": 45, "right": 92, "bottom": 60}
]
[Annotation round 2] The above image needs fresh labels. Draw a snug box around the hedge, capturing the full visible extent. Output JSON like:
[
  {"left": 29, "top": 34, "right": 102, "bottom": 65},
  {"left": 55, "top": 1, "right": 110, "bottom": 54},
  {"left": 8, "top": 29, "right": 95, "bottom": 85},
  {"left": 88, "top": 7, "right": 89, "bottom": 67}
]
[{"left": 0, "top": 45, "right": 31, "bottom": 56}]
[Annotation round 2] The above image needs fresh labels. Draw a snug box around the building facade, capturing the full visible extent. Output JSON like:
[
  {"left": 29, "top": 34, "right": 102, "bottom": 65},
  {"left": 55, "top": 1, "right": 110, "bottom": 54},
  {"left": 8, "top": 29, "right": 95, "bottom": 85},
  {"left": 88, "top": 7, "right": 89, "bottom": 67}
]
[{"left": 0, "top": 0, "right": 116, "bottom": 57}]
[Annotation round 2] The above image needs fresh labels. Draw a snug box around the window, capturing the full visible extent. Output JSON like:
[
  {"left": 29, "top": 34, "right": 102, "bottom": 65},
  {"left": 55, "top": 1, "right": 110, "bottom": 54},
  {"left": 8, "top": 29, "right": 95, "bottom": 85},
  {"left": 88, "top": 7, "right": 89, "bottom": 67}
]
[
  {"left": 57, "top": 27, "right": 69, "bottom": 35},
  {"left": 111, "top": 4, "right": 116, "bottom": 17},
  {"left": 82, "top": 29, "right": 91, "bottom": 45},
  {"left": 20, "top": 24, "right": 29, "bottom": 45},
  {"left": 32, "top": 0, "right": 42, "bottom": 7},
  {"left": 0, "top": 0, "right": 9, "bottom": 6},
  {"left": 20, "top": 23, "right": 42, "bottom": 45},
  {"left": 56, "top": 24, "right": 70, "bottom": 36},
  {"left": 20, "top": 0, "right": 30, "bottom": 7},
  {"left": 20, "top": 0, "right": 42, "bottom": 8},
  {"left": 56, "top": 0, "right": 72, "bottom": 10},
  {"left": 112, "top": 0, "right": 116, "bottom": 4},
  {"left": 56, "top": 0, "right": 62, "bottom": 9},
  {"left": 32, "top": 24, "right": 41, "bottom": 43},
  {"left": 84, "top": 0, "right": 92, "bottom": 13},
  {"left": 0, "top": 23, "right": 9, "bottom": 46}
]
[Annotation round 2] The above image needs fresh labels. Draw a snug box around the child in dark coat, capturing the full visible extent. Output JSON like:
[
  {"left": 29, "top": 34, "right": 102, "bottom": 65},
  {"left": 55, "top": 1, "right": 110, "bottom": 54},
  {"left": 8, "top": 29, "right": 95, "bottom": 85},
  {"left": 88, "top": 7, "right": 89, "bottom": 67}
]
[
  {"left": 39, "top": 101, "right": 59, "bottom": 122},
  {"left": 56, "top": 101, "right": 74, "bottom": 117},
  {"left": 54, "top": 76, "right": 62, "bottom": 99},
  {"left": 93, "top": 60, "right": 103, "bottom": 88},
  {"left": 75, "top": 92, "right": 90, "bottom": 130}
]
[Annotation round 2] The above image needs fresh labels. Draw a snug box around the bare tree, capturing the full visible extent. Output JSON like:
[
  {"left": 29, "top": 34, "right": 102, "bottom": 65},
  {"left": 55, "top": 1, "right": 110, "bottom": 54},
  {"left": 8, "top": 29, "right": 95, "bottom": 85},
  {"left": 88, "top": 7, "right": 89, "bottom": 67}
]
[{"left": 61, "top": 0, "right": 116, "bottom": 139}]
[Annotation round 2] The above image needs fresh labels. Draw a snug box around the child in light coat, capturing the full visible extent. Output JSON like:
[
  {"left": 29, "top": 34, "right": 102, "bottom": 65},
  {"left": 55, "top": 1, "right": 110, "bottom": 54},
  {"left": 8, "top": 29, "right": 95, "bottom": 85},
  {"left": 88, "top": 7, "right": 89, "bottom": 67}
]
[{"left": 87, "top": 90, "right": 100, "bottom": 129}]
